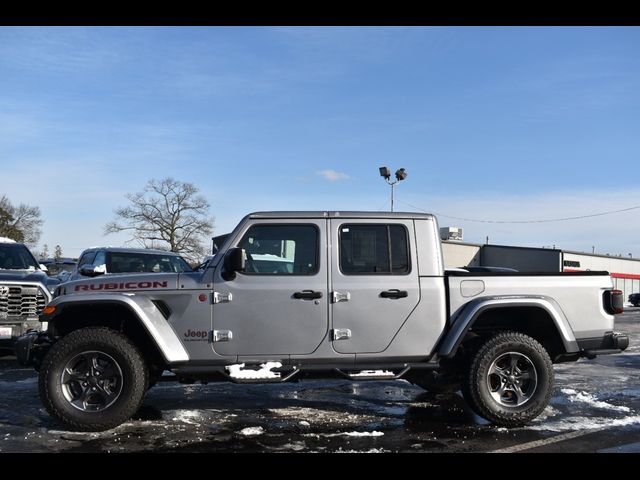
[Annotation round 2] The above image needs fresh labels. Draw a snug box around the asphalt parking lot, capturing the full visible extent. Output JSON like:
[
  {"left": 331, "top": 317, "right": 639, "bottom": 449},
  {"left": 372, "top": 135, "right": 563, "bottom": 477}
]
[{"left": 1, "top": 309, "right": 639, "bottom": 453}]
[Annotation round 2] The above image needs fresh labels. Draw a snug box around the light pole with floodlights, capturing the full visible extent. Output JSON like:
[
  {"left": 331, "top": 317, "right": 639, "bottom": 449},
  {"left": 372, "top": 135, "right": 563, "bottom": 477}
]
[{"left": 379, "top": 166, "right": 407, "bottom": 212}]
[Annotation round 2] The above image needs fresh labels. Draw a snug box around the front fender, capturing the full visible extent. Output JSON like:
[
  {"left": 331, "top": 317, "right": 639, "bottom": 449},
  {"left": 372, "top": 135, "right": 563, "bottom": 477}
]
[
  {"left": 43, "top": 293, "right": 189, "bottom": 363},
  {"left": 438, "top": 295, "right": 578, "bottom": 358}
]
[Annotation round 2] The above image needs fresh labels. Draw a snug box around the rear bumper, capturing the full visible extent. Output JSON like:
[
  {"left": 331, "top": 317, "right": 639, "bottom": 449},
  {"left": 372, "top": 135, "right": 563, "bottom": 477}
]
[{"left": 577, "top": 331, "right": 629, "bottom": 359}]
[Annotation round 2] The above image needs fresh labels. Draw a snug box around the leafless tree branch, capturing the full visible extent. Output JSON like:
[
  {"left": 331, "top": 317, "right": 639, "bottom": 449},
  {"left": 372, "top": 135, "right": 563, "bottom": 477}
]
[{"left": 104, "top": 178, "right": 214, "bottom": 262}]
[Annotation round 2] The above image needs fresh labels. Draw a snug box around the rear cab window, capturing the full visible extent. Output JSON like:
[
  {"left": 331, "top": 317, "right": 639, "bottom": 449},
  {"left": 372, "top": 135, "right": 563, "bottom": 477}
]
[{"left": 339, "top": 224, "right": 410, "bottom": 275}]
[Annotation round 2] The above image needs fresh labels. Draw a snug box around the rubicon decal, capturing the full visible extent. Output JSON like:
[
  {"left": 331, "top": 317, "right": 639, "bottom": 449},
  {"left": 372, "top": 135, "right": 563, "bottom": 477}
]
[{"left": 74, "top": 281, "right": 169, "bottom": 292}]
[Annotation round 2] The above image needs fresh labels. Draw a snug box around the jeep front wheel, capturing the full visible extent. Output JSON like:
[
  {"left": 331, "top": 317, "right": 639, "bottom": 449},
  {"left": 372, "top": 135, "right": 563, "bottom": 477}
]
[
  {"left": 38, "top": 327, "right": 148, "bottom": 431},
  {"left": 462, "top": 331, "right": 554, "bottom": 427}
]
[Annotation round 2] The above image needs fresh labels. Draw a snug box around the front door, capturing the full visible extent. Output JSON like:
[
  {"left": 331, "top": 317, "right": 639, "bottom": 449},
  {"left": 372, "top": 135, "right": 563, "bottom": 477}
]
[
  {"left": 330, "top": 219, "right": 420, "bottom": 354},
  {"left": 211, "top": 220, "right": 328, "bottom": 357}
]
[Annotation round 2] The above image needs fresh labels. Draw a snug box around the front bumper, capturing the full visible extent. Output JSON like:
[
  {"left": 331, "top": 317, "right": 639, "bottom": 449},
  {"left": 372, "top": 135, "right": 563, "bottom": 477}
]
[
  {"left": 14, "top": 330, "right": 52, "bottom": 368},
  {"left": 0, "top": 319, "right": 43, "bottom": 350},
  {"left": 577, "top": 331, "right": 630, "bottom": 359}
]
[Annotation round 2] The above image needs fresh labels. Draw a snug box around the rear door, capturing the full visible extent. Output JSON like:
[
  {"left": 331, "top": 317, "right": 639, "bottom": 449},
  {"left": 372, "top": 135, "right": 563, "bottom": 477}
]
[{"left": 329, "top": 219, "right": 420, "bottom": 354}]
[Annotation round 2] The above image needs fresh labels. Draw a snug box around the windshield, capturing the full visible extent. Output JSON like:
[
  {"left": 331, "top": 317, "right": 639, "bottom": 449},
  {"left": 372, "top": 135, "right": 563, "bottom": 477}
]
[
  {"left": 106, "top": 252, "right": 193, "bottom": 274},
  {"left": 0, "top": 243, "right": 40, "bottom": 270}
]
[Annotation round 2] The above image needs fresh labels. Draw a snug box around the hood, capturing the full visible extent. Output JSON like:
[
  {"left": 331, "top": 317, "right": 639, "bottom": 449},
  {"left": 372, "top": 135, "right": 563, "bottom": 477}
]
[
  {"left": 0, "top": 269, "right": 49, "bottom": 283},
  {"left": 63, "top": 272, "right": 180, "bottom": 294},
  {"left": 0, "top": 268, "right": 60, "bottom": 293}
]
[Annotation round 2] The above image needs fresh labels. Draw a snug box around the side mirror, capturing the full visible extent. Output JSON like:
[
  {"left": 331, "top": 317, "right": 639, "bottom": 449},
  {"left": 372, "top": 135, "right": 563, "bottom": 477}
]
[
  {"left": 39, "top": 264, "right": 49, "bottom": 272},
  {"left": 80, "top": 265, "right": 105, "bottom": 277},
  {"left": 223, "top": 248, "right": 246, "bottom": 274}
]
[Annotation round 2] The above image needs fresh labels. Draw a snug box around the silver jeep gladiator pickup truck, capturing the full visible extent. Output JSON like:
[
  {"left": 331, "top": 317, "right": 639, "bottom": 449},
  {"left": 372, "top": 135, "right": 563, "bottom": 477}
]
[{"left": 16, "top": 211, "right": 628, "bottom": 431}]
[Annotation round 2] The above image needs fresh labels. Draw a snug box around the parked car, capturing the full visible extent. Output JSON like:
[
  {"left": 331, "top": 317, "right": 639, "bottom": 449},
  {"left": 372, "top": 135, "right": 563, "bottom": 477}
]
[
  {"left": 64, "top": 247, "right": 193, "bottom": 282},
  {"left": 39, "top": 258, "right": 77, "bottom": 279},
  {"left": 0, "top": 237, "right": 58, "bottom": 352},
  {"left": 629, "top": 293, "right": 640, "bottom": 307}
]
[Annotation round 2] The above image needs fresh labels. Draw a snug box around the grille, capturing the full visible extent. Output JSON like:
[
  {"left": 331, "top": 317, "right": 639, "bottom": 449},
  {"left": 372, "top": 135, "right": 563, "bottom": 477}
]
[{"left": 0, "top": 284, "right": 47, "bottom": 321}]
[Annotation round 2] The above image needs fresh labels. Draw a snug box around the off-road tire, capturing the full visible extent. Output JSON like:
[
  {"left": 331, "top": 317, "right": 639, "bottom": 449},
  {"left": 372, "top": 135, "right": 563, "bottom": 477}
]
[
  {"left": 462, "top": 331, "right": 554, "bottom": 427},
  {"left": 38, "top": 327, "right": 148, "bottom": 432}
]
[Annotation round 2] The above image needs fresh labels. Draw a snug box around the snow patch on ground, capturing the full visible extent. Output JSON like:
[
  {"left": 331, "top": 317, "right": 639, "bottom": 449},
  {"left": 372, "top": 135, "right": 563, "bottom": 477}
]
[
  {"left": 308, "top": 431, "right": 384, "bottom": 438},
  {"left": 238, "top": 426, "right": 265, "bottom": 436},
  {"left": 335, "top": 448, "right": 388, "bottom": 453},
  {"left": 343, "top": 431, "right": 384, "bottom": 437},
  {"left": 168, "top": 410, "right": 203, "bottom": 424},
  {"left": 268, "top": 406, "right": 381, "bottom": 425},
  {"left": 226, "top": 362, "right": 282, "bottom": 379},
  {"left": 349, "top": 370, "right": 395, "bottom": 377},
  {"left": 281, "top": 442, "right": 306, "bottom": 451},
  {"left": 527, "top": 415, "right": 640, "bottom": 432},
  {"left": 561, "top": 389, "right": 631, "bottom": 412}
]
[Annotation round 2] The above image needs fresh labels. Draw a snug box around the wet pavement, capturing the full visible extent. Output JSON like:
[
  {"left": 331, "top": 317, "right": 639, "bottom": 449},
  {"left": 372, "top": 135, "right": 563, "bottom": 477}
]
[{"left": 1, "top": 309, "right": 639, "bottom": 453}]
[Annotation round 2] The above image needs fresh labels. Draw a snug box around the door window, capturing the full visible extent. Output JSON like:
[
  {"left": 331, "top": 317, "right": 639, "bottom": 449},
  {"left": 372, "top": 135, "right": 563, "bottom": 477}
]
[
  {"left": 237, "top": 224, "right": 319, "bottom": 275},
  {"left": 93, "top": 250, "right": 107, "bottom": 268},
  {"left": 78, "top": 251, "right": 97, "bottom": 268},
  {"left": 339, "top": 224, "right": 410, "bottom": 275}
]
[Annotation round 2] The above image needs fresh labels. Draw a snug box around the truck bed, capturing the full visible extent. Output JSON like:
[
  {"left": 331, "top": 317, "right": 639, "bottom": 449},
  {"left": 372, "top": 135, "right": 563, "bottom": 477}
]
[{"left": 446, "top": 270, "right": 615, "bottom": 340}]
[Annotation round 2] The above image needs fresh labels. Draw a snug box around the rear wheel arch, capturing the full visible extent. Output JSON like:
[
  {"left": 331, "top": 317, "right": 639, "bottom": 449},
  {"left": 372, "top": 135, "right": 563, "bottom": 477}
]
[{"left": 457, "top": 305, "right": 569, "bottom": 362}]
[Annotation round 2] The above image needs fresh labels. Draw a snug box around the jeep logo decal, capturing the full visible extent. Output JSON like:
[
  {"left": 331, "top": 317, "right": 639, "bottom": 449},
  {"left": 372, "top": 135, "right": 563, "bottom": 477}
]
[{"left": 183, "top": 329, "right": 208, "bottom": 342}]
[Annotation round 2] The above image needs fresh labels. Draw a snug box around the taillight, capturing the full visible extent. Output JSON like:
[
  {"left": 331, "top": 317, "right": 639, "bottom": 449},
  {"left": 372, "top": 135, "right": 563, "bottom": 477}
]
[{"left": 604, "top": 289, "right": 624, "bottom": 315}]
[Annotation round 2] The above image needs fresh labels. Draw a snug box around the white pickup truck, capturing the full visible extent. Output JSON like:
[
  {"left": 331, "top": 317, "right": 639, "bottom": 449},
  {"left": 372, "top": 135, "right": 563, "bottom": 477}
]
[{"left": 17, "top": 211, "right": 628, "bottom": 431}]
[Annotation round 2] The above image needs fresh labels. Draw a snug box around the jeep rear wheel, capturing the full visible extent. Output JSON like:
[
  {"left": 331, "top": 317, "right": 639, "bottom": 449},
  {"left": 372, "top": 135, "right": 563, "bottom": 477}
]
[
  {"left": 462, "top": 331, "right": 554, "bottom": 427},
  {"left": 39, "top": 327, "right": 148, "bottom": 431}
]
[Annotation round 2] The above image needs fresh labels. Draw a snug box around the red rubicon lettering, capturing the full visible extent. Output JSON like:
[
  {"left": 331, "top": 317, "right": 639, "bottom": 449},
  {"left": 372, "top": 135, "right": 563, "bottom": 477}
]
[{"left": 74, "top": 281, "right": 170, "bottom": 292}]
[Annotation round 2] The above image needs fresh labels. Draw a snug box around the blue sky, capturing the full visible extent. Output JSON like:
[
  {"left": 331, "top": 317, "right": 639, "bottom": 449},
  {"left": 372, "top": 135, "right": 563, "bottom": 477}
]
[{"left": 1, "top": 26, "right": 639, "bottom": 258}]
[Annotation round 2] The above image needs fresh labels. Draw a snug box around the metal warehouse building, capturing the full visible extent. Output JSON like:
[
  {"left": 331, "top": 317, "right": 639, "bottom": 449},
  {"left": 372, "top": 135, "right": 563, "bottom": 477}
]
[{"left": 442, "top": 240, "right": 640, "bottom": 305}]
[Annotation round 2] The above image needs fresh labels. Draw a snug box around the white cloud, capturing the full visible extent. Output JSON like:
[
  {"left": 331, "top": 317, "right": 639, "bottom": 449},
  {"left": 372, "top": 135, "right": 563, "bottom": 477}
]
[{"left": 317, "top": 169, "right": 350, "bottom": 182}]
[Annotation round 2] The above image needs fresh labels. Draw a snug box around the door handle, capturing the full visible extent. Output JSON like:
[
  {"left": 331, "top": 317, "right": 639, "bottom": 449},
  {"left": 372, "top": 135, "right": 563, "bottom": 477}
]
[
  {"left": 293, "top": 290, "right": 323, "bottom": 300},
  {"left": 380, "top": 289, "right": 408, "bottom": 299}
]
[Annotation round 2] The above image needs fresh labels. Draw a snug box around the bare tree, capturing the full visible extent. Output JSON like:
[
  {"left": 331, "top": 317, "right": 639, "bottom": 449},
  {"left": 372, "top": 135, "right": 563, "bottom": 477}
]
[
  {"left": 0, "top": 195, "right": 43, "bottom": 247},
  {"left": 104, "top": 178, "right": 214, "bottom": 262},
  {"left": 54, "top": 245, "right": 63, "bottom": 262}
]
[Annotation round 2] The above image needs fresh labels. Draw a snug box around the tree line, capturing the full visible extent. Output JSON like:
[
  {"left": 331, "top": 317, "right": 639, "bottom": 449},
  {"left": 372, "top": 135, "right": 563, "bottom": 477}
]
[{"left": 1, "top": 177, "right": 214, "bottom": 263}]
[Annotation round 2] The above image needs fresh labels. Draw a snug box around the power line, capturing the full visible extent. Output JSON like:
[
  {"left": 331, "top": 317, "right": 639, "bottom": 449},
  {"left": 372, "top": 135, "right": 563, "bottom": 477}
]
[
  {"left": 377, "top": 197, "right": 390, "bottom": 211},
  {"left": 395, "top": 199, "right": 640, "bottom": 224}
]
